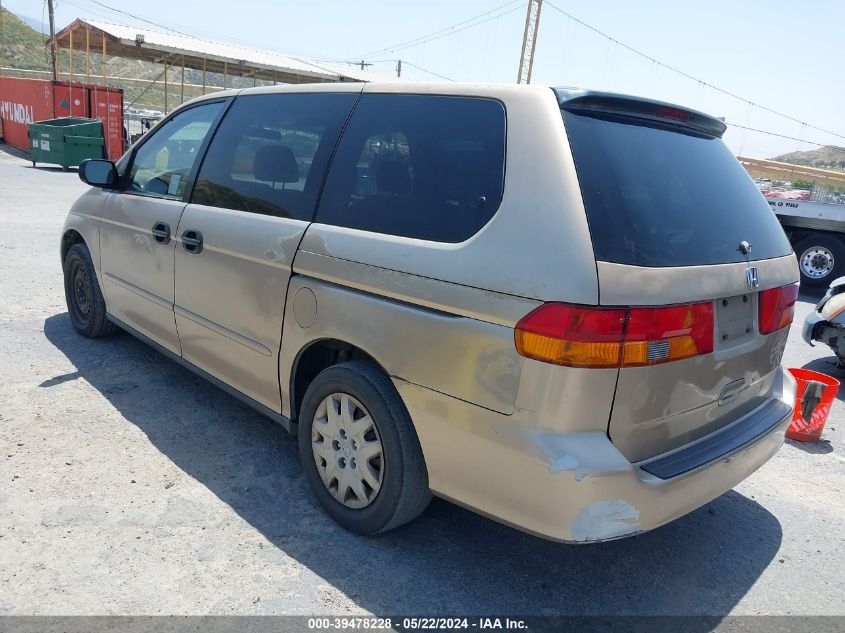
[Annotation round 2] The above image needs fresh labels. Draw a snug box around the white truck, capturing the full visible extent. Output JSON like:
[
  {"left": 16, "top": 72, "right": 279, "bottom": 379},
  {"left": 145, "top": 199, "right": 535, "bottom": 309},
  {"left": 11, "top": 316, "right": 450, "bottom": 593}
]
[{"left": 767, "top": 197, "right": 845, "bottom": 287}]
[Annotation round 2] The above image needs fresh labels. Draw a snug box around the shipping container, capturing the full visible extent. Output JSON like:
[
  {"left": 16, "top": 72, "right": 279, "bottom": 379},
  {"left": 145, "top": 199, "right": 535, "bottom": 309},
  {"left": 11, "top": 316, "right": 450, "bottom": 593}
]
[{"left": 0, "top": 77, "right": 124, "bottom": 160}]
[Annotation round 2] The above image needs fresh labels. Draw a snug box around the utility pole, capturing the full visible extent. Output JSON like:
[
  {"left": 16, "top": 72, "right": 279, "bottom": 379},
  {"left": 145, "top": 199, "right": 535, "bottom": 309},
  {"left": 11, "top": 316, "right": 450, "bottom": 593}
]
[
  {"left": 359, "top": 60, "right": 372, "bottom": 71},
  {"left": 517, "top": 0, "right": 543, "bottom": 84},
  {"left": 47, "top": 0, "right": 58, "bottom": 82},
  {"left": 0, "top": 0, "right": 5, "bottom": 73},
  {"left": 396, "top": 59, "right": 402, "bottom": 78}
]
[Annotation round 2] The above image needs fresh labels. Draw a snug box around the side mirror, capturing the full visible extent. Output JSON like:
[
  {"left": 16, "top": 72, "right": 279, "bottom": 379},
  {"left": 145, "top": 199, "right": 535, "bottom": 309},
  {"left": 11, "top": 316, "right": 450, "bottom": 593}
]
[{"left": 79, "top": 159, "right": 118, "bottom": 189}]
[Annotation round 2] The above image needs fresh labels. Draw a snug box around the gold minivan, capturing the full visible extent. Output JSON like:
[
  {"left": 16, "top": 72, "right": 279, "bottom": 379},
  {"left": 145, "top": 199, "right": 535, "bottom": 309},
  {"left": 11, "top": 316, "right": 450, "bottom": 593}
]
[{"left": 61, "top": 83, "right": 799, "bottom": 542}]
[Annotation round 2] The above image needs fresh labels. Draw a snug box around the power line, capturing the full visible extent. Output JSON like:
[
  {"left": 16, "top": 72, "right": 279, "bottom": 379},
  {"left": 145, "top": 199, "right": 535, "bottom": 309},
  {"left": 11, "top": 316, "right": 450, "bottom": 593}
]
[
  {"left": 357, "top": 0, "right": 524, "bottom": 59},
  {"left": 544, "top": 1, "right": 845, "bottom": 144},
  {"left": 726, "top": 123, "right": 830, "bottom": 148},
  {"left": 324, "top": 58, "right": 456, "bottom": 82},
  {"left": 401, "top": 61, "right": 455, "bottom": 82}
]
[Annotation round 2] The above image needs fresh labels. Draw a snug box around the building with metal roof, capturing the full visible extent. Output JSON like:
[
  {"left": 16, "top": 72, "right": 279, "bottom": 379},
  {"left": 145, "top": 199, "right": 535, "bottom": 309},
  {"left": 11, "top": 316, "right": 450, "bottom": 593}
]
[{"left": 51, "top": 18, "right": 385, "bottom": 87}]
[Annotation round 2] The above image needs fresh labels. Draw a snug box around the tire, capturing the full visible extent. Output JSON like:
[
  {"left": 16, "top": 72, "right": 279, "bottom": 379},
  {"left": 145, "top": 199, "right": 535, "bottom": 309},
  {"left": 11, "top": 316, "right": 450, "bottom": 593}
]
[
  {"left": 63, "top": 242, "right": 119, "bottom": 338},
  {"left": 298, "top": 361, "right": 431, "bottom": 535},
  {"left": 794, "top": 234, "right": 845, "bottom": 288}
]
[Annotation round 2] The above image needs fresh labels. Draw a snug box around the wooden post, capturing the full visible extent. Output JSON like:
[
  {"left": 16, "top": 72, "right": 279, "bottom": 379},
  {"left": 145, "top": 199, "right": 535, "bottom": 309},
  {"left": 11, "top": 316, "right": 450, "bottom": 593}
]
[
  {"left": 202, "top": 58, "right": 206, "bottom": 95},
  {"left": 47, "top": 0, "right": 58, "bottom": 82},
  {"left": 223, "top": 62, "right": 227, "bottom": 89},
  {"left": 180, "top": 55, "right": 185, "bottom": 104},
  {"left": 69, "top": 27, "right": 74, "bottom": 84},
  {"left": 85, "top": 27, "right": 90, "bottom": 84},
  {"left": 164, "top": 62, "right": 168, "bottom": 114}
]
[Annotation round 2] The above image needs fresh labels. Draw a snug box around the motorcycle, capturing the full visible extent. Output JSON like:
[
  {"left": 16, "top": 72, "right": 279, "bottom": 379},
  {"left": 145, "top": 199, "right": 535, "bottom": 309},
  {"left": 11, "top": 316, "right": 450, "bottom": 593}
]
[{"left": 803, "top": 275, "right": 845, "bottom": 369}]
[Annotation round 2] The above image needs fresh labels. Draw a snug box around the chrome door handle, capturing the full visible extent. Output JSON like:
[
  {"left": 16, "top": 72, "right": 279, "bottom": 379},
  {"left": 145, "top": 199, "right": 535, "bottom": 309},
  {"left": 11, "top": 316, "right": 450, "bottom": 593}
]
[
  {"left": 181, "top": 229, "right": 204, "bottom": 254},
  {"left": 151, "top": 221, "right": 171, "bottom": 244}
]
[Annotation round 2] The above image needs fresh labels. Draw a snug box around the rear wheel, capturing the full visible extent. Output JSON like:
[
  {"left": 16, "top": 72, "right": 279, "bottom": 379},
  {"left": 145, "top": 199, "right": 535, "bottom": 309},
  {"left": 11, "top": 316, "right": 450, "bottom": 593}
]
[
  {"left": 63, "top": 243, "right": 118, "bottom": 338},
  {"left": 794, "top": 234, "right": 845, "bottom": 287},
  {"left": 298, "top": 361, "right": 431, "bottom": 534}
]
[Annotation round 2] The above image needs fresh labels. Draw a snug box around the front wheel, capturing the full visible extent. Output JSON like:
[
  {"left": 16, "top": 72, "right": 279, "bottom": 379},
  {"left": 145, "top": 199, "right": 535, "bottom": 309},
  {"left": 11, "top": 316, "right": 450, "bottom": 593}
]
[
  {"left": 794, "top": 234, "right": 845, "bottom": 288},
  {"left": 298, "top": 361, "right": 431, "bottom": 535},
  {"left": 63, "top": 242, "right": 118, "bottom": 338}
]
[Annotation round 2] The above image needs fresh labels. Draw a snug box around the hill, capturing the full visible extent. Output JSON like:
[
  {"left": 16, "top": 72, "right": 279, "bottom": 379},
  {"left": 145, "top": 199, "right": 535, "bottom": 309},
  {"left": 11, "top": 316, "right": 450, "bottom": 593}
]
[
  {"left": 0, "top": 7, "right": 50, "bottom": 70},
  {"left": 770, "top": 146, "right": 845, "bottom": 172}
]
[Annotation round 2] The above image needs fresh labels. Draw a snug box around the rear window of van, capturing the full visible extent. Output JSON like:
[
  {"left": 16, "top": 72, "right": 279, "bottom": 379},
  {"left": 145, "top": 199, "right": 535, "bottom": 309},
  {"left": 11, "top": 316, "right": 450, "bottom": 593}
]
[{"left": 563, "top": 111, "right": 793, "bottom": 267}]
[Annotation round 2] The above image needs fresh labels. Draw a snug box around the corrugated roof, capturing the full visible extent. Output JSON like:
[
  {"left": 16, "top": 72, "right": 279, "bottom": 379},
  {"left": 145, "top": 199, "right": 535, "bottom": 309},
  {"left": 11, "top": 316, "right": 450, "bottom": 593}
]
[{"left": 53, "top": 18, "right": 392, "bottom": 84}]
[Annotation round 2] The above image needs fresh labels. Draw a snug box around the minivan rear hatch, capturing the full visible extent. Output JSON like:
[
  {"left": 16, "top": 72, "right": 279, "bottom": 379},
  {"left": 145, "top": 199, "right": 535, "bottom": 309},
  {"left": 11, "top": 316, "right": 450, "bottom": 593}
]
[{"left": 558, "top": 89, "right": 798, "bottom": 463}]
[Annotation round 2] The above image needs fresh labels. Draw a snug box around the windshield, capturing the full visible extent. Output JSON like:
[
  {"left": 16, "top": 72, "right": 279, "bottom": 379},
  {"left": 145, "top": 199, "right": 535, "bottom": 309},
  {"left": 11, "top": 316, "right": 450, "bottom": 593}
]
[{"left": 563, "top": 111, "right": 793, "bottom": 267}]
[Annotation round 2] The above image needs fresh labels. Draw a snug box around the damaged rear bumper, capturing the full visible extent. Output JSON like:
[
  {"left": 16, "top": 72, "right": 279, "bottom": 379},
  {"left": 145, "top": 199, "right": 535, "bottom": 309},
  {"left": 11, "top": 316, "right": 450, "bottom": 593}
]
[{"left": 394, "top": 367, "right": 795, "bottom": 544}]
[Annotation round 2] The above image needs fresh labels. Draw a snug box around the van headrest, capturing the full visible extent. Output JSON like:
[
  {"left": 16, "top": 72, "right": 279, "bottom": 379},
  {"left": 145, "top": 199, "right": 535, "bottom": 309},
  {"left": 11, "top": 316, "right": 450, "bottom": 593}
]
[
  {"left": 376, "top": 160, "right": 412, "bottom": 195},
  {"left": 253, "top": 145, "right": 299, "bottom": 183}
]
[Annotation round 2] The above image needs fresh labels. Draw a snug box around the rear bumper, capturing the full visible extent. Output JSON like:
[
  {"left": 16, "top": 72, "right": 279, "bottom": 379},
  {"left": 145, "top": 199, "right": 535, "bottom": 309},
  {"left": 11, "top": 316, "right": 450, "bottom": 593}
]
[{"left": 396, "top": 367, "right": 795, "bottom": 543}]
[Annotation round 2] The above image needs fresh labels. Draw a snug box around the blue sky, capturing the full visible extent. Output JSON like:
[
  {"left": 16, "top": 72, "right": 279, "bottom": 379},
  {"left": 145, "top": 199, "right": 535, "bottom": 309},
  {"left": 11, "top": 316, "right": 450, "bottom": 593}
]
[{"left": 9, "top": 0, "right": 843, "bottom": 158}]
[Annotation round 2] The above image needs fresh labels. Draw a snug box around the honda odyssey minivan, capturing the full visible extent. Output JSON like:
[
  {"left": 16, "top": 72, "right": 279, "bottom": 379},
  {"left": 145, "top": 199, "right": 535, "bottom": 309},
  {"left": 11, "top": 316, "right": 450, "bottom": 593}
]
[{"left": 61, "top": 82, "right": 798, "bottom": 542}]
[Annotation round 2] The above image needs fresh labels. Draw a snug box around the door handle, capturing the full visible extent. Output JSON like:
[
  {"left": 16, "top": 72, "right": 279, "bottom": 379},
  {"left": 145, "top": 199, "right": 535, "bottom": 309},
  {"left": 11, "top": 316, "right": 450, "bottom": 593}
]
[
  {"left": 151, "top": 221, "right": 171, "bottom": 245},
  {"left": 181, "top": 229, "right": 204, "bottom": 254}
]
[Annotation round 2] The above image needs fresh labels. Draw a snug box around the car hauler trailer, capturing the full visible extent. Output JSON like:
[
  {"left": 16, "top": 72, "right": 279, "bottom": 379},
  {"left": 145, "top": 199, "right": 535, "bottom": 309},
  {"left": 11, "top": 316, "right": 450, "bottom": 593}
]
[{"left": 769, "top": 198, "right": 845, "bottom": 287}]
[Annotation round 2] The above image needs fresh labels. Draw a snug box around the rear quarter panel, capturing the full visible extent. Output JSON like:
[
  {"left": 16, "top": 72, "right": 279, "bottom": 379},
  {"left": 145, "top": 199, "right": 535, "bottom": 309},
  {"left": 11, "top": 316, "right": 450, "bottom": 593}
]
[{"left": 280, "top": 271, "right": 531, "bottom": 418}]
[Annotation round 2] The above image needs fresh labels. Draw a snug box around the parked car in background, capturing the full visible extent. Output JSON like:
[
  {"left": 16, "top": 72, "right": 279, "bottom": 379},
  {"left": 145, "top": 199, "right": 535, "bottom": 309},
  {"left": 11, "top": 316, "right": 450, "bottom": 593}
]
[{"left": 61, "top": 83, "right": 798, "bottom": 542}]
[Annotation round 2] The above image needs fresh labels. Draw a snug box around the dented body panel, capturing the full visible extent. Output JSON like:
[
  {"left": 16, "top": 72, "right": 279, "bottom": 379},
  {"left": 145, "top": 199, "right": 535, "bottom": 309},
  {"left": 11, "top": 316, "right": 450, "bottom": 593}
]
[{"left": 395, "top": 368, "right": 794, "bottom": 543}]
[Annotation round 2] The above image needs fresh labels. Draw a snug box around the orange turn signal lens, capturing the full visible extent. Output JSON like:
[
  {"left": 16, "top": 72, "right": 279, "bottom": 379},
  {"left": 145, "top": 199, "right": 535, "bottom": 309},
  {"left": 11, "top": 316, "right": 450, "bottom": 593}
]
[
  {"left": 515, "top": 302, "right": 714, "bottom": 368},
  {"left": 515, "top": 331, "right": 624, "bottom": 368}
]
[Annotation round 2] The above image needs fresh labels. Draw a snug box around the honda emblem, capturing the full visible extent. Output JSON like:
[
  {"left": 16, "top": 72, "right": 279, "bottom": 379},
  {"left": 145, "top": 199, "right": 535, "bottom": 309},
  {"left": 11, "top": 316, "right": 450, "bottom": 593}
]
[{"left": 746, "top": 267, "right": 759, "bottom": 289}]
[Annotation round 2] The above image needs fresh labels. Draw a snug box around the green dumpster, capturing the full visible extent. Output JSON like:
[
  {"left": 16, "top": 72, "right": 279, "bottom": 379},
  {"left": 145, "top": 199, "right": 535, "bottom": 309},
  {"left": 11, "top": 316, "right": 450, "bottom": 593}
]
[{"left": 28, "top": 117, "right": 105, "bottom": 171}]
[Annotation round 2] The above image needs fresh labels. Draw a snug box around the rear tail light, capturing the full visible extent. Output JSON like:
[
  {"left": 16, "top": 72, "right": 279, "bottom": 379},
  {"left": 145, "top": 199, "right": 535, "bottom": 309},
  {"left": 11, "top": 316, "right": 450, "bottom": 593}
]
[
  {"left": 515, "top": 302, "right": 714, "bottom": 368},
  {"left": 623, "top": 304, "right": 714, "bottom": 366},
  {"left": 759, "top": 283, "right": 799, "bottom": 334}
]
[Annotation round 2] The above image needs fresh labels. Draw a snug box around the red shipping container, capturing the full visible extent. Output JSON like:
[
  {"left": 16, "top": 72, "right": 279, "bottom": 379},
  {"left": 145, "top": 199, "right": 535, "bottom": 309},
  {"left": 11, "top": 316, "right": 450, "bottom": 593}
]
[
  {"left": 53, "top": 81, "right": 90, "bottom": 119},
  {"left": 0, "top": 77, "right": 53, "bottom": 153},
  {"left": 1, "top": 77, "right": 124, "bottom": 160},
  {"left": 89, "top": 85, "right": 124, "bottom": 161}
]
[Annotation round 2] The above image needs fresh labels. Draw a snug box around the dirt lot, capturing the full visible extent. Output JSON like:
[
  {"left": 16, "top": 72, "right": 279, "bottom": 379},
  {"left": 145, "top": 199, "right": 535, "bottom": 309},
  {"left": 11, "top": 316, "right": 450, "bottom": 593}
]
[{"left": 0, "top": 145, "right": 843, "bottom": 617}]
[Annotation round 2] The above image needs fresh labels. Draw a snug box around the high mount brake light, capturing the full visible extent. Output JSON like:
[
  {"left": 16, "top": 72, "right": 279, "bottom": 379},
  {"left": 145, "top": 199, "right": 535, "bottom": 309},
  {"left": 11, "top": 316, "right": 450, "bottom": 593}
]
[
  {"left": 759, "top": 283, "right": 799, "bottom": 335},
  {"left": 654, "top": 106, "right": 692, "bottom": 122},
  {"left": 515, "top": 302, "right": 714, "bottom": 368}
]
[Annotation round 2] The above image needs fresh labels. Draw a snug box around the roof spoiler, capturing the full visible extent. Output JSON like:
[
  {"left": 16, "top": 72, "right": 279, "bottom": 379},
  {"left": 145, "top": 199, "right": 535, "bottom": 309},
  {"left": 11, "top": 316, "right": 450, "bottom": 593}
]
[{"left": 554, "top": 88, "right": 727, "bottom": 138}]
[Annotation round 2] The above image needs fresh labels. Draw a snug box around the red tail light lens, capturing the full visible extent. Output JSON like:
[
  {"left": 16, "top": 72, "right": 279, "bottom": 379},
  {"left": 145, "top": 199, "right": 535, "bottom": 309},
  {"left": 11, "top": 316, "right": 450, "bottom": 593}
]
[
  {"left": 759, "top": 283, "right": 799, "bottom": 334},
  {"left": 514, "top": 304, "right": 626, "bottom": 368},
  {"left": 515, "top": 301, "right": 714, "bottom": 368},
  {"left": 623, "top": 303, "right": 714, "bottom": 366}
]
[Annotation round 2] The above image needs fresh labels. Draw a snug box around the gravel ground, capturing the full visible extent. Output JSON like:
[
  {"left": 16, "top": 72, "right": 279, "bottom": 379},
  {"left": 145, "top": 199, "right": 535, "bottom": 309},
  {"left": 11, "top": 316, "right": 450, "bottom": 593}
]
[{"left": 0, "top": 145, "right": 843, "bottom": 617}]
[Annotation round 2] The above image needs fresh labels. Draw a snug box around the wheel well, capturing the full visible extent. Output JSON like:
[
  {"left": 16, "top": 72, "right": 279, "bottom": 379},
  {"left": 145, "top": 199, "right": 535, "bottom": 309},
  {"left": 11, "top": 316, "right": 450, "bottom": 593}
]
[
  {"left": 290, "top": 339, "right": 381, "bottom": 420},
  {"left": 61, "top": 229, "right": 86, "bottom": 262},
  {"left": 788, "top": 228, "right": 845, "bottom": 249}
]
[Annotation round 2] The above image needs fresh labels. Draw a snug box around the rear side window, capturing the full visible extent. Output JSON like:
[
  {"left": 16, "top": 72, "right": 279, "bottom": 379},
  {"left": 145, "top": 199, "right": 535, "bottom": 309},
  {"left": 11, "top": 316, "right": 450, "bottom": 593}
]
[
  {"left": 316, "top": 94, "right": 506, "bottom": 243},
  {"left": 192, "top": 93, "right": 358, "bottom": 220},
  {"left": 563, "top": 111, "right": 792, "bottom": 266}
]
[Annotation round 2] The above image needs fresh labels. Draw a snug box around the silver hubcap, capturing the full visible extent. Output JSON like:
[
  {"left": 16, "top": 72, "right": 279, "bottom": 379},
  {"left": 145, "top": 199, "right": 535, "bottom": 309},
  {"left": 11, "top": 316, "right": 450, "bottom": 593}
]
[
  {"left": 311, "top": 393, "right": 384, "bottom": 509},
  {"left": 800, "top": 246, "right": 835, "bottom": 279}
]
